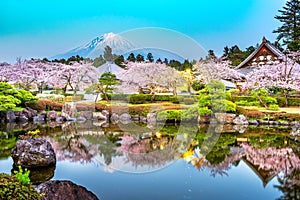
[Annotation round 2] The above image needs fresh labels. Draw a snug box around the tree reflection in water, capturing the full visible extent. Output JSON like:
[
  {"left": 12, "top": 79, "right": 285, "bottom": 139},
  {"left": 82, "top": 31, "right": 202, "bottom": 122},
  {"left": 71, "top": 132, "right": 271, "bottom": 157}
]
[{"left": 2, "top": 121, "right": 298, "bottom": 198}]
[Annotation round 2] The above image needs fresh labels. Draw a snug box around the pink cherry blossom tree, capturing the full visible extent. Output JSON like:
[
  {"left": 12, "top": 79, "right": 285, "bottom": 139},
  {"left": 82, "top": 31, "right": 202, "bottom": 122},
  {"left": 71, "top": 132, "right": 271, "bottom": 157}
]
[
  {"left": 193, "top": 60, "right": 244, "bottom": 84},
  {"left": 244, "top": 51, "right": 300, "bottom": 104},
  {"left": 0, "top": 59, "right": 60, "bottom": 92},
  {"left": 56, "top": 61, "right": 99, "bottom": 94},
  {"left": 118, "top": 62, "right": 185, "bottom": 97}
]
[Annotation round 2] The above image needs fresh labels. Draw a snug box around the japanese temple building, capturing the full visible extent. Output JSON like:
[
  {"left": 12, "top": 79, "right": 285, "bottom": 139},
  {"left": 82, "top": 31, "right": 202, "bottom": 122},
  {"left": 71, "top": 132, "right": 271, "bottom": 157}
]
[{"left": 235, "top": 37, "right": 285, "bottom": 75}]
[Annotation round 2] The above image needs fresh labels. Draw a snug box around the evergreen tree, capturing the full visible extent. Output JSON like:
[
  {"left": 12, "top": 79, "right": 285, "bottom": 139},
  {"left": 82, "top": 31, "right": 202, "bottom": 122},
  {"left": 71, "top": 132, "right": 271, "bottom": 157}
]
[
  {"left": 136, "top": 54, "right": 144, "bottom": 62},
  {"left": 147, "top": 53, "right": 154, "bottom": 62},
  {"left": 127, "top": 53, "right": 136, "bottom": 62},
  {"left": 163, "top": 58, "right": 168, "bottom": 65},
  {"left": 114, "top": 55, "right": 126, "bottom": 68},
  {"left": 103, "top": 45, "right": 114, "bottom": 61},
  {"left": 273, "top": 0, "right": 300, "bottom": 51}
]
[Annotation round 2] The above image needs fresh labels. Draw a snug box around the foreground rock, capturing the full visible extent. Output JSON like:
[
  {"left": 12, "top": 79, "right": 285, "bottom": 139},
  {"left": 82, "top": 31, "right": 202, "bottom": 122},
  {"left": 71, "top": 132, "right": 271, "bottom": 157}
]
[
  {"left": 11, "top": 138, "right": 56, "bottom": 168},
  {"left": 291, "top": 122, "right": 300, "bottom": 137},
  {"left": 36, "top": 180, "right": 99, "bottom": 200},
  {"left": 233, "top": 115, "right": 249, "bottom": 125}
]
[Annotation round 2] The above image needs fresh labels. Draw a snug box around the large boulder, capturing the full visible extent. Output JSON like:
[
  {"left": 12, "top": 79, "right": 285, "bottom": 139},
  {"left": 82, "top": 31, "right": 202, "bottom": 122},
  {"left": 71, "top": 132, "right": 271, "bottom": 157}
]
[
  {"left": 110, "top": 113, "right": 119, "bottom": 124},
  {"left": 291, "top": 122, "right": 300, "bottom": 137},
  {"left": 46, "top": 111, "right": 59, "bottom": 121},
  {"left": 62, "top": 102, "right": 77, "bottom": 119},
  {"left": 214, "top": 113, "right": 236, "bottom": 124},
  {"left": 233, "top": 115, "right": 249, "bottom": 125},
  {"left": 11, "top": 138, "right": 56, "bottom": 168},
  {"left": 119, "top": 113, "right": 131, "bottom": 124},
  {"left": 6, "top": 111, "right": 16, "bottom": 123},
  {"left": 36, "top": 180, "right": 99, "bottom": 200},
  {"left": 93, "top": 112, "right": 107, "bottom": 121},
  {"left": 22, "top": 108, "right": 37, "bottom": 120}
]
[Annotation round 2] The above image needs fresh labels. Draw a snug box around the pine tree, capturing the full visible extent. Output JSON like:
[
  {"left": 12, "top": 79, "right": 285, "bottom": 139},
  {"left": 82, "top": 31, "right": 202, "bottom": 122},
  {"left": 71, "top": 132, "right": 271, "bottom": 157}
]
[
  {"left": 147, "top": 53, "right": 154, "bottom": 62},
  {"left": 273, "top": 0, "right": 300, "bottom": 51}
]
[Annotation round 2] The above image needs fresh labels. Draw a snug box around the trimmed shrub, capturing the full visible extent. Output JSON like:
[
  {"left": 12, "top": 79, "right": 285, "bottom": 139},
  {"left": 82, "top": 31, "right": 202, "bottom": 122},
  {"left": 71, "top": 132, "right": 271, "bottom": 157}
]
[
  {"left": 268, "top": 104, "right": 280, "bottom": 111},
  {"left": 157, "top": 110, "right": 182, "bottom": 121},
  {"left": 231, "top": 96, "right": 257, "bottom": 103},
  {"left": 287, "top": 98, "right": 300, "bottom": 106},
  {"left": 129, "top": 94, "right": 148, "bottom": 104},
  {"left": 28, "top": 99, "right": 63, "bottom": 111}
]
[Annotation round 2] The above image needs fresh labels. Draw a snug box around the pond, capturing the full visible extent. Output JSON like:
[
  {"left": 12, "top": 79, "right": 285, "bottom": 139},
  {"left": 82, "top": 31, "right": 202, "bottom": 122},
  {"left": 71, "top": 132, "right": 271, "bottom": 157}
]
[{"left": 0, "top": 121, "right": 299, "bottom": 200}]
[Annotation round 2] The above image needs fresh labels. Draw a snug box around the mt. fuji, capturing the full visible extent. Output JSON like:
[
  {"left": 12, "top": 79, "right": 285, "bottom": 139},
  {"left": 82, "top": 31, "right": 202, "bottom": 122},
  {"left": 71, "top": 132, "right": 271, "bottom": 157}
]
[{"left": 51, "top": 32, "right": 136, "bottom": 60}]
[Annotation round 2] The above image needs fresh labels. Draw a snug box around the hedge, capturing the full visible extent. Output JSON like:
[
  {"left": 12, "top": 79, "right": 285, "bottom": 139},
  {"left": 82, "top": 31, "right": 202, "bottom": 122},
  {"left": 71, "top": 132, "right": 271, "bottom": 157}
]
[
  {"left": 105, "top": 93, "right": 198, "bottom": 104},
  {"left": 233, "top": 95, "right": 300, "bottom": 107}
]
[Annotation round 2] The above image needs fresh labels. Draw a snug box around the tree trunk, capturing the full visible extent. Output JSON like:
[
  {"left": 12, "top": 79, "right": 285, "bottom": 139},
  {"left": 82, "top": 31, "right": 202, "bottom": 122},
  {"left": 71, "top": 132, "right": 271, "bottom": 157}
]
[{"left": 172, "top": 87, "right": 177, "bottom": 96}]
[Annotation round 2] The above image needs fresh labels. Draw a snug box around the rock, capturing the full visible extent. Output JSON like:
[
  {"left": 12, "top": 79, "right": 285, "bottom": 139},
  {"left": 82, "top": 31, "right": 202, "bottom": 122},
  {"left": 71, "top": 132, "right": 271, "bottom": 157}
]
[
  {"left": 101, "top": 110, "right": 110, "bottom": 119},
  {"left": 248, "top": 120, "right": 259, "bottom": 125},
  {"left": 62, "top": 102, "right": 77, "bottom": 119},
  {"left": 119, "top": 113, "right": 131, "bottom": 124},
  {"left": 290, "top": 121, "right": 298, "bottom": 126},
  {"left": 279, "top": 121, "right": 289, "bottom": 126},
  {"left": 233, "top": 125, "right": 248, "bottom": 133},
  {"left": 131, "top": 115, "right": 140, "bottom": 121},
  {"left": 18, "top": 114, "right": 29, "bottom": 122},
  {"left": 214, "top": 113, "right": 236, "bottom": 124},
  {"left": 79, "top": 111, "right": 93, "bottom": 120},
  {"left": 258, "top": 120, "right": 269, "bottom": 125},
  {"left": 93, "top": 120, "right": 109, "bottom": 127},
  {"left": 6, "top": 111, "right": 16, "bottom": 123},
  {"left": 93, "top": 112, "right": 107, "bottom": 120},
  {"left": 11, "top": 138, "right": 56, "bottom": 168},
  {"left": 55, "top": 117, "right": 65, "bottom": 122},
  {"left": 147, "top": 113, "right": 156, "bottom": 123},
  {"left": 198, "top": 115, "right": 211, "bottom": 124},
  {"left": 291, "top": 122, "right": 300, "bottom": 136},
  {"left": 46, "top": 111, "right": 59, "bottom": 121},
  {"left": 110, "top": 113, "right": 119, "bottom": 124},
  {"left": 22, "top": 108, "right": 37, "bottom": 120},
  {"left": 34, "top": 114, "right": 46, "bottom": 122},
  {"left": 140, "top": 116, "right": 147, "bottom": 123},
  {"left": 66, "top": 117, "right": 76, "bottom": 122},
  {"left": 76, "top": 116, "right": 86, "bottom": 122},
  {"left": 233, "top": 115, "right": 249, "bottom": 125},
  {"left": 36, "top": 180, "right": 99, "bottom": 200}
]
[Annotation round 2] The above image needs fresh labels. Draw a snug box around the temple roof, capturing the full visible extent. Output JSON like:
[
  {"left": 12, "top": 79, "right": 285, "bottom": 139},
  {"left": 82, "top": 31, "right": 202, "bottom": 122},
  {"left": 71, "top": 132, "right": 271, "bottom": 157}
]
[{"left": 235, "top": 37, "right": 285, "bottom": 72}]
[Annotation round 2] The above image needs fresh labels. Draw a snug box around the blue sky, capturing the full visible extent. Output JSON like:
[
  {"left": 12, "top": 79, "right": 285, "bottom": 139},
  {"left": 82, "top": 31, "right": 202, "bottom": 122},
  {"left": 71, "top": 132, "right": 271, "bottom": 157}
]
[{"left": 0, "top": 0, "right": 286, "bottom": 63}]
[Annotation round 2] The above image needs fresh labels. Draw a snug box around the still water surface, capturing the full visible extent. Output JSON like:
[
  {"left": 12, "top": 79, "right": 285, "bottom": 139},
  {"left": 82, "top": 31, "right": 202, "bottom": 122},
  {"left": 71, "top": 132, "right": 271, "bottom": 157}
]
[{"left": 0, "top": 121, "right": 299, "bottom": 200}]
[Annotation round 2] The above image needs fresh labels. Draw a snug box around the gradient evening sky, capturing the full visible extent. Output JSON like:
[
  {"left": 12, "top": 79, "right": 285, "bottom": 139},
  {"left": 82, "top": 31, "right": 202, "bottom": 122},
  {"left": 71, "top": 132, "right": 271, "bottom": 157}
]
[{"left": 0, "top": 0, "right": 286, "bottom": 63}]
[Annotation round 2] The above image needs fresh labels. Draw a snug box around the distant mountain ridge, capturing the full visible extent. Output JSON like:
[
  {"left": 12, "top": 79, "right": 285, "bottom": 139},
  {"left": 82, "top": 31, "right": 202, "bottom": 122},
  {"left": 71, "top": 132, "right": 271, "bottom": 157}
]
[
  {"left": 50, "top": 32, "right": 136, "bottom": 60},
  {"left": 50, "top": 32, "right": 185, "bottom": 62}
]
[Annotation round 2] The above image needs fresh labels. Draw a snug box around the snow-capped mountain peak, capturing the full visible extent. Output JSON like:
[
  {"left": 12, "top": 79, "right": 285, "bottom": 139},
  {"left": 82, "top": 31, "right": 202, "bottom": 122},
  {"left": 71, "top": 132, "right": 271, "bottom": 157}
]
[{"left": 50, "top": 32, "right": 135, "bottom": 60}]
